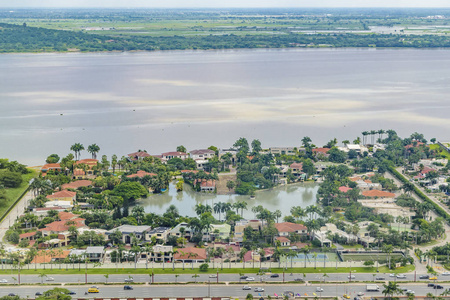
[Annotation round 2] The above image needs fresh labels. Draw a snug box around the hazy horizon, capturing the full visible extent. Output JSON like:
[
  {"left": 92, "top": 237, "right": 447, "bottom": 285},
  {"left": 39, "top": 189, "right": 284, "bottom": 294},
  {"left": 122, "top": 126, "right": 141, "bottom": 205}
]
[{"left": 1, "top": 0, "right": 450, "bottom": 8}]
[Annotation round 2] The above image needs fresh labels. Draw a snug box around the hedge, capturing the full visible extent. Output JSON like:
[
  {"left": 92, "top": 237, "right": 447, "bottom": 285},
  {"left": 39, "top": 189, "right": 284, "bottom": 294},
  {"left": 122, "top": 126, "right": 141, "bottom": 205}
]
[{"left": 389, "top": 166, "right": 450, "bottom": 222}]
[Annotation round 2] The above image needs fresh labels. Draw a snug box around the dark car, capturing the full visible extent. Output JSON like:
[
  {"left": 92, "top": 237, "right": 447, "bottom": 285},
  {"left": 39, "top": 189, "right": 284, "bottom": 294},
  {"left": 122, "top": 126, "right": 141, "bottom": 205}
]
[
  {"left": 434, "top": 285, "right": 444, "bottom": 289},
  {"left": 270, "top": 274, "right": 280, "bottom": 278},
  {"left": 68, "top": 291, "right": 76, "bottom": 295},
  {"left": 420, "top": 275, "right": 430, "bottom": 279},
  {"left": 124, "top": 285, "right": 134, "bottom": 290},
  {"left": 8, "top": 294, "right": 16, "bottom": 297},
  {"left": 375, "top": 277, "right": 385, "bottom": 280},
  {"left": 240, "top": 275, "right": 248, "bottom": 279},
  {"left": 428, "top": 283, "right": 435, "bottom": 287},
  {"left": 35, "top": 292, "right": 43, "bottom": 296},
  {"left": 294, "top": 278, "right": 304, "bottom": 282}
]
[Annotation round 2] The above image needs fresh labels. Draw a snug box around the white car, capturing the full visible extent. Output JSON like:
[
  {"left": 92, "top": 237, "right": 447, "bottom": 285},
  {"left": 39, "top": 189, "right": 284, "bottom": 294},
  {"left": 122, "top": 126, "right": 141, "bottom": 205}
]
[
  {"left": 348, "top": 275, "right": 355, "bottom": 279},
  {"left": 209, "top": 274, "right": 217, "bottom": 278},
  {"left": 406, "top": 290, "right": 415, "bottom": 295},
  {"left": 316, "top": 287, "right": 324, "bottom": 292},
  {"left": 254, "top": 288, "right": 264, "bottom": 292},
  {"left": 0, "top": 279, "right": 7, "bottom": 283},
  {"left": 442, "top": 272, "right": 450, "bottom": 276},
  {"left": 357, "top": 292, "right": 365, "bottom": 296},
  {"left": 124, "top": 278, "right": 134, "bottom": 282},
  {"left": 243, "top": 286, "right": 251, "bottom": 290},
  {"left": 246, "top": 277, "right": 255, "bottom": 281},
  {"left": 396, "top": 274, "right": 406, "bottom": 279},
  {"left": 389, "top": 273, "right": 396, "bottom": 277},
  {"left": 46, "top": 277, "right": 54, "bottom": 281}
]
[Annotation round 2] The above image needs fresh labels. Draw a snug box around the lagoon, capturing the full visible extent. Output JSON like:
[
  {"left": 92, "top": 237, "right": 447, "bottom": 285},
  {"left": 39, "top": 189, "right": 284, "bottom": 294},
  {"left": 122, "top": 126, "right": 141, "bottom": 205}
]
[
  {"left": 138, "top": 182, "right": 319, "bottom": 219},
  {"left": 1, "top": 49, "right": 450, "bottom": 165}
]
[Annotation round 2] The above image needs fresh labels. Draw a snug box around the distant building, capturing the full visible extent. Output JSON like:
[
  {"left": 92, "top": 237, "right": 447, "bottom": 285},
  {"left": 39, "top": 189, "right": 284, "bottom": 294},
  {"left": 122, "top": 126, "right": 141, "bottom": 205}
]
[
  {"left": 162, "top": 152, "right": 188, "bottom": 161},
  {"left": 127, "top": 151, "right": 151, "bottom": 160},
  {"left": 275, "top": 222, "right": 307, "bottom": 237},
  {"left": 269, "top": 147, "right": 296, "bottom": 156},
  {"left": 190, "top": 149, "right": 215, "bottom": 160},
  {"left": 126, "top": 170, "right": 157, "bottom": 178},
  {"left": 106, "top": 225, "right": 152, "bottom": 244}
]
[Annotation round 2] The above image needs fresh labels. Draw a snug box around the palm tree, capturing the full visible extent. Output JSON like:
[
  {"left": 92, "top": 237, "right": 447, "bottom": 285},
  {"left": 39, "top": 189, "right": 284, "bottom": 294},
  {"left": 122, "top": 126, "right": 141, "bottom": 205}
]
[
  {"left": 287, "top": 250, "right": 297, "bottom": 269},
  {"left": 382, "top": 244, "right": 394, "bottom": 269},
  {"left": 70, "top": 143, "right": 85, "bottom": 161},
  {"left": 382, "top": 281, "right": 403, "bottom": 300},
  {"left": 38, "top": 272, "right": 47, "bottom": 284},
  {"left": 87, "top": 144, "right": 100, "bottom": 159},
  {"left": 362, "top": 131, "right": 369, "bottom": 145},
  {"left": 301, "top": 246, "right": 309, "bottom": 268},
  {"left": 104, "top": 274, "right": 109, "bottom": 284},
  {"left": 192, "top": 274, "right": 200, "bottom": 283},
  {"left": 111, "top": 154, "right": 118, "bottom": 173},
  {"left": 233, "top": 201, "right": 248, "bottom": 217},
  {"left": 273, "top": 210, "right": 282, "bottom": 223},
  {"left": 214, "top": 202, "right": 224, "bottom": 221}
]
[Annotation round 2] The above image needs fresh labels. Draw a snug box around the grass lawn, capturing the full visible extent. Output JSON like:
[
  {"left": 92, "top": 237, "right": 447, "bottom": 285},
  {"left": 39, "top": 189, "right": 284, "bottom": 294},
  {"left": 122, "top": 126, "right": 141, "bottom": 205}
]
[
  {"left": 0, "top": 265, "right": 414, "bottom": 276},
  {"left": 0, "top": 169, "right": 37, "bottom": 220},
  {"left": 341, "top": 244, "right": 364, "bottom": 250},
  {"left": 430, "top": 144, "right": 450, "bottom": 159}
]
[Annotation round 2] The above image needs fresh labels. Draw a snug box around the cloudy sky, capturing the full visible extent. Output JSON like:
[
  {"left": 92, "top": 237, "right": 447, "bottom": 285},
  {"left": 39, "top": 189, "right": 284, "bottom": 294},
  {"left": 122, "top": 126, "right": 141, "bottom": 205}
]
[{"left": 1, "top": 0, "right": 450, "bottom": 8}]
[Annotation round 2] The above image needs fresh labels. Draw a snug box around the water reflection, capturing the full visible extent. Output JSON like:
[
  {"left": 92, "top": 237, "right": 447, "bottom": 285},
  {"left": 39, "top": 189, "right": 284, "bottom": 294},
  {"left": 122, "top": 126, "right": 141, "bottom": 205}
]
[{"left": 138, "top": 182, "right": 318, "bottom": 219}]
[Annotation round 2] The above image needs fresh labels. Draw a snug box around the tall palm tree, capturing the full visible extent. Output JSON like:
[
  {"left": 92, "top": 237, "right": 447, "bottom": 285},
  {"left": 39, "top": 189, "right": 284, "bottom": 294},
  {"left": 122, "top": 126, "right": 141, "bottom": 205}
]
[
  {"left": 361, "top": 131, "right": 369, "bottom": 145},
  {"left": 382, "top": 281, "right": 403, "bottom": 300},
  {"left": 301, "top": 246, "right": 309, "bottom": 268},
  {"left": 70, "top": 143, "right": 85, "bottom": 161},
  {"left": 214, "top": 202, "right": 224, "bottom": 221},
  {"left": 87, "top": 144, "right": 100, "bottom": 159},
  {"left": 370, "top": 130, "right": 377, "bottom": 145}
]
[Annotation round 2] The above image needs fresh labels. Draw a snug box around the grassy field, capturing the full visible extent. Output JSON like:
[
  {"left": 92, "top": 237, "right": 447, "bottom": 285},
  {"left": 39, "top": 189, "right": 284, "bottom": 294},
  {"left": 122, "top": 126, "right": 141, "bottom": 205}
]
[
  {"left": 430, "top": 144, "right": 450, "bottom": 160},
  {"left": 0, "top": 265, "right": 414, "bottom": 276},
  {"left": 0, "top": 169, "right": 37, "bottom": 220},
  {"left": 341, "top": 253, "right": 403, "bottom": 262}
]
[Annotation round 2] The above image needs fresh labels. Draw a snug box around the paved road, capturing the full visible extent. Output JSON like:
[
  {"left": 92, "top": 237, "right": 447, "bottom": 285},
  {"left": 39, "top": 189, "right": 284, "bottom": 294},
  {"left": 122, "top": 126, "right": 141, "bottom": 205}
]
[
  {"left": 0, "top": 190, "right": 32, "bottom": 241},
  {"left": 1, "top": 283, "right": 449, "bottom": 298},
  {"left": 0, "top": 273, "right": 448, "bottom": 285}
]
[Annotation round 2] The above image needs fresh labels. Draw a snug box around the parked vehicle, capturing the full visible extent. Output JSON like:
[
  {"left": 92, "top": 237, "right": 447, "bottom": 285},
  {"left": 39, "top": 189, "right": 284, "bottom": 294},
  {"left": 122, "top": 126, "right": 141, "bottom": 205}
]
[
  {"left": 240, "top": 275, "right": 248, "bottom": 280},
  {"left": 316, "top": 287, "right": 324, "bottom": 292},
  {"left": 46, "top": 277, "right": 55, "bottom": 281},
  {"left": 343, "top": 294, "right": 350, "bottom": 299},
  {"left": 396, "top": 274, "right": 406, "bottom": 279},
  {"left": 366, "top": 284, "right": 380, "bottom": 291},
  {"left": 375, "top": 277, "right": 385, "bottom": 280},
  {"left": 428, "top": 283, "right": 435, "bottom": 287},
  {"left": 246, "top": 277, "right": 255, "bottom": 281},
  {"left": 430, "top": 276, "right": 438, "bottom": 280},
  {"left": 406, "top": 290, "right": 415, "bottom": 295},
  {"left": 124, "top": 277, "right": 134, "bottom": 282},
  {"left": 270, "top": 274, "right": 279, "bottom": 278},
  {"left": 35, "top": 292, "right": 43, "bottom": 296},
  {"left": 434, "top": 285, "right": 444, "bottom": 289},
  {"left": 242, "top": 286, "right": 251, "bottom": 290},
  {"left": 209, "top": 274, "right": 217, "bottom": 278},
  {"left": 357, "top": 292, "right": 365, "bottom": 296},
  {"left": 68, "top": 291, "right": 76, "bottom": 295},
  {"left": 0, "top": 279, "right": 7, "bottom": 283},
  {"left": 294, "top": 278, "right": 304, "bottom": 282},
  {"left": 254, "top": 288, "right": 264, "bottom": 292},
  {"left": 88, "top": 288, "right": 99, "bottom": 293},
  {"left": 124, "top": 285, "right": 133, "bottom": 290},
  {"left": 420, "top": 275, "right": 430, "bottom": 279},
  {"left": 442, "top": 272, "right": 450, "bottom": 276}
]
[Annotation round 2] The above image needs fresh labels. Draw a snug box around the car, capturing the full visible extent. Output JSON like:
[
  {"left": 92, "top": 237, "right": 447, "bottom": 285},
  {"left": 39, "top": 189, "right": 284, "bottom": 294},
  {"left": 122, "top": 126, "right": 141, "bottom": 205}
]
[
  {"left": 420, "top": 275, "right": 430, "bottom": 279},
  {"left": 0, "top": 279, "right": 7, "bottom": 283},
  {"left": 254, "top": 288, "right": 265, "bottom": 292},
  {"left": 389, "top": 273, "right": 396, "bottom": 277},
  {"left": 348, "top": 275, "right": 355, "bottom": 279},
  {"left": 357, "top": 292, "right": 365, "bottom": 296},
  {"left": 8, "top": 294, "right": 15, "bottom": 297},
  {"left": 124, "top": 285, "right": 133, "bottom": 290},
  {"left": 294, "top": 278, "right": 304, "bottom": 282},
  {"left": 270, "top": 274, "right": 280, "bottom": 278},
  {"left": 209, "top": 274, "right": 217, "bottom": 278},
  {"left": 343, "top": 294, "right": 350, "bottom": 299},
  {"left": 68, "top": 291, "right": 76, "bottom": 295},
  {"left": 406, "top": 290, "right": 415, "bottom": 295},
  {"left": 246, "top": 277, "right": 255, "bottom": 281},
  {"left": 396, "top": 274, "right": 406, "bottom": 279},
  {"left": 240, "top": 275, "right": 248, "bottom": 280},
  {"left": 316, "top": 287, "right": 324, "bottom": 292},
  {"left": 428, "top": 283, "right": 435, "bottom": 287},
  {"left": 35, "top": 292, "right": 43, "bottom": 296},
  {"left": 430, "top": 276, "right": 438, "bottom": 280},
  {"left": 124, "top": 277, "right": 134, "bottom": 282},
  {"left": 88, "top": 288, "right": 99, "bottom": 293},
  {"left": 243, "top": 286, "right": 252, "bottom": 290},
  {"left": 434, "top": 285, "right": 444, "bottom": 289},
  {"left": 46, "top": 277, "right": 55, "bottom": 281},
  {"left": 283, "top": 291, "right": 294, "bottom": 297},
  {"left": 375, "top": 277, "right": 385, "bottom": 280},
  {"left": 91, "top": 285, "right": 99, "bottom": 289},
  {"left": 442, "top": 272, "right": 450, "bottom": 276}
]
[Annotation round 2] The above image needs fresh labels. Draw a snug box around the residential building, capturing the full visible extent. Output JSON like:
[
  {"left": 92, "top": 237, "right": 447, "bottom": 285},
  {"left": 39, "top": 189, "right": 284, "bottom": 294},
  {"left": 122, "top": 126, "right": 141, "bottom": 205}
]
[
  {"left": 234, "top": 220, "right": 262, "bottom": 243},
  {"left": 274, "top": 222, "right": 307, "bottom": 237},
  {"left": 190, "top": 149, "right": 215, "bottom": 160},
  {"left": 61, "top": 180, "right": 93, "bottom": 190},
  {"left": 161, "top": 152, "right": 188, "bottom": 161},
  {"left": 40, "top": 163, "right": 62, "bottom": 176},
  {"left": 46, "top": 190, "right": 77, "bottom": 205},
  {"left": 45, "top": 200, "right": 73, "bottom": 209},
  {"left": 269, "top": 147, "right": 296, "bottom": 156},
  {"left": 127, "top": 151, "right": 151, "bottom": 160},
  {"left": 194, "top": 179, "right": 216, "bottom": 192},
  {"left": 106, "top": 225, "right": 152, "bottom": 244},
  {"left": 126, "top": 170, "right": 157, "bottom": 178},
  {"left": 145, "top": 227, "right": 171, "bottom": 243},
  {"left": 73, "top": 159, "right": 98, "bottom": 177},
  {"left": 362, "top": 190, "right": 395, "bottom": 198},
  {"left": 169, "top": 222, "right": 194, "bottom": 240},
  {"left": 173, "top": 247, "right": 207, "bottom": 263},
  {"left": 275, "top": 236, "right": 291, "bottom": 247},
  {"left": 39, "top": 218, "right": 86, "bottom": 237},
  {"left": 85, "top": 246, "right": 105, "bottom": 262},
  {"left": 203, "top": 224, "right": 231, "bottom": 241},
  {"left": 150, "top": 245, "right": 173, "bottom": 262}
]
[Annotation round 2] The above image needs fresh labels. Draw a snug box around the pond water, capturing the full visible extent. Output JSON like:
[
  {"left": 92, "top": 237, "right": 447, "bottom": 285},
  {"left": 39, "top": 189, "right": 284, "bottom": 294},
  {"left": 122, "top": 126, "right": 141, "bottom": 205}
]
[{"left": 137, "top": 181, "right": 319, "bottom": 219}]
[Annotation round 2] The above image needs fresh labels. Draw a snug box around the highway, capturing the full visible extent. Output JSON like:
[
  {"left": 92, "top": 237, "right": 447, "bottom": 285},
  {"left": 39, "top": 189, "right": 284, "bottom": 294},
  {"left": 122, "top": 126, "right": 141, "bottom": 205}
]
[
  {"left": 0, "top": 272, "right": 445, "bottom": 285},
  {"left": 0, "top": 283, "right": 448, "bottom": 298}
]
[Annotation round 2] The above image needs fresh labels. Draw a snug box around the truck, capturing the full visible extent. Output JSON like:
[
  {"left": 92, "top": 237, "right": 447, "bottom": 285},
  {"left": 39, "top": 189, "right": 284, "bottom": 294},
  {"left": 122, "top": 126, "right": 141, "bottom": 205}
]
[{"left": 366, "top": 284, "right": 380, "bottom": 291}]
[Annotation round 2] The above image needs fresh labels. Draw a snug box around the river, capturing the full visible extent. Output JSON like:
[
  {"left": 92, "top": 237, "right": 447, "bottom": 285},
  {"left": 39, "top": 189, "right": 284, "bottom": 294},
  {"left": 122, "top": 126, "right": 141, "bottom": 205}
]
[
  {"left": 1, "top": 49, "right": 450, "bottom": 165},
  {"left": 138, "top": 181, "right": 318, "bottom": 219}
]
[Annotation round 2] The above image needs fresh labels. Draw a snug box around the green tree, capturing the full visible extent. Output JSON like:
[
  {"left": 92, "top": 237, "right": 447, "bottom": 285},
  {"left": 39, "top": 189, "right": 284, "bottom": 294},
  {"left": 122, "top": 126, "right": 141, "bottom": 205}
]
[
  {"left": 176, "top": 145, "right": 187, "bottom": 153},
  {"left": 87, "top": 144, "right": 100, "bottom": 159},
  {"left": 70, "top": 143, "right": 84, "bottom": 161},
  {"left": 46, "top": 154, "right": 60, "bottom": 164}
]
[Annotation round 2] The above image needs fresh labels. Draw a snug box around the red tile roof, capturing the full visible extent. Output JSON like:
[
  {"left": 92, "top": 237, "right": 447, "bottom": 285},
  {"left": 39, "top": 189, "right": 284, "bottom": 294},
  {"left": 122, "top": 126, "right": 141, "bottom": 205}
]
[
  {"left": 339, "top": 186, "right": 353, "bottom": 193},
  {"left": 194, "top": 179, "right": 216, "bottom": 188},
  {"left": 126, "top": 170, "right": 157, "bottom": 178},
  {"left": 275, "top": 222, "right": 307, "bottom": 233},
  {"left": 58, "top": 211, "right": 79, "bottom": 221},
  {"left": 41, "top": 218, "right": 85, "bottom": 233},
  {"left": 73, "top": 169, "right": 86, "bottom": 176},
  {"left": 312, "top": 148, "right": 330, "bottom": 154},
  {"left": 128, "top": 151, "right": 151, "bottom": 158},
  {"left": 290, "top": 163, "right": 303, "bottom": 170},
  {"left": 46, "top": 190, "right": 76, "bottom": 199},
  {"left": 173, "top": 247, "right": 207, "bottom": 260},
  {"left": 61, "top": 180, "right": 93, "bottom": 190},
  {"left": 275, "top": 236, "right": 290, "bottom": 243},
  {"left": 362, "top": 190, "right": 395, "bottom": 198},
  {"left": 74, "top": 159, "right": 98, "bottom": 167},
  {"left": 19, "top": 231, "right": 37, "bottom": 239},
  {"left": 31, "top": 250, "right": 71, "bottom": 264},
  {"left": 41, "top": 163, "right": 61, "bottom": 171}
]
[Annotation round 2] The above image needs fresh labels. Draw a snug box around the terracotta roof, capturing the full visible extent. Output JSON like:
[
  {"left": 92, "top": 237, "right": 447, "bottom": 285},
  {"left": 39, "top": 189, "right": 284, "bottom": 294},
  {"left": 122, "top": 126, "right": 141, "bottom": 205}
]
[
  {"left": 364, "top": 179, "right": 372, "bottom": 183},
  {"left": 243, "top": 250, "right": 253, "bottom": 262},
  {"left": 31, "top": 250, "right": 71, "bottom": 264},
  {"left": 362, "top": 190, "right": 395, "bottom": 198},
  {"left": 174, "top": 247, "right": 207, "bottom": 260},
  {"left": 312, "top": 148, "right": 330, "bottom": 154},
  {"left": 41, "top": 163, "right": 61, "bottom": 171},
  {"left": 421, "top": 166, "right": 436, "bottom": 174},
  {"left": 290, "top": 163, "right": 303, "bottom": 170},
  {"left": 194, "top": 179, "right": 216, "bottom": 188},
  {"left": 73, "top": 169, "right": 86, "bottom": 176},
  {"left": 58, "top": 211, "right": 79, "bottom": 221},
  {"left": 162, "top": 152, "right": 187, "bottom": 156},
  {"left": 339, "top": 186, "right": 353, "bottom": 193},
  {"left": 349, "top": 176, "right": 362, "bottom": 182},
  {"left": 275, "top": 236, "right": 290, "bottom": 243},
  {"left": 128, "top": 151, "right": 151, "bottom": 158},
  {"left": 41, "top": 218, "right": 85, "bottom": 233},
  {"left": 126, "top": 170, "right": 157, "bottom": 178},
  {"left": 19, "top": 231, "right": 37, "bottom": 239},
  {"left": 263, "top": 248, "right": 274, "bottom": 256},
  {"left": 274, "top": 222, "right": 307, "bottom": 233},
  {"left": 61, "top": 180, "right": 92, "bottom": 190},
  {"left": 190, "top": 149, "right": 215, "bottom": 155},
  {"left": 74, "top": 159, "right": 98, "bottom": 167},
  {"left": 46, "top": 190, "right": 76, "bottom": 199}
]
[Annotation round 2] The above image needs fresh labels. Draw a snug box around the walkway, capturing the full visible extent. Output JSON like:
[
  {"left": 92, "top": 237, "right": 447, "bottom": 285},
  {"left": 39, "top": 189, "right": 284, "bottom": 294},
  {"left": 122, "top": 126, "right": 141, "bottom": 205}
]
[{"left": 0, "top": 189, "right": 33, "bottom": 242}]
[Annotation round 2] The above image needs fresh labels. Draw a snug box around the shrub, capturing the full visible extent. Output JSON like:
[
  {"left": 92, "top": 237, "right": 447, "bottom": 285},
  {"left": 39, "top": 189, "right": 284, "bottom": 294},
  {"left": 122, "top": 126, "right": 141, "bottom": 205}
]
[{"left": 199, "top": 263, "right": 209, "bottom": 272}]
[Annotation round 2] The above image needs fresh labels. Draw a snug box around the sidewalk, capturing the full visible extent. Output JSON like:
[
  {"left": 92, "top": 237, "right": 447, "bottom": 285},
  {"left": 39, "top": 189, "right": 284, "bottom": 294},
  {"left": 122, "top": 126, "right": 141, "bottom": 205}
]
[{"left": 0, "top": 189, "right": 33, "bottom": 242}]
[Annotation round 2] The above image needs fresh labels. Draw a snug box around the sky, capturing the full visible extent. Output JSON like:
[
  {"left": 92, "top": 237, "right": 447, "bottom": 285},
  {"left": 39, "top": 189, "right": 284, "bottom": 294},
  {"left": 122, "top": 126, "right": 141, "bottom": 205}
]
[{"left": 1, "top": 0, "right": 450, "bottom": 8}]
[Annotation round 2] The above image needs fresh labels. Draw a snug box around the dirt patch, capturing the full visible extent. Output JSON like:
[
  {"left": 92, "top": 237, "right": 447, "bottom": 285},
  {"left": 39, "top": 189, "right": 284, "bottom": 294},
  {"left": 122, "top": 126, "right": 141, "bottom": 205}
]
[{"left": 216, "top": 174, "right": 237, "bottom": 195}]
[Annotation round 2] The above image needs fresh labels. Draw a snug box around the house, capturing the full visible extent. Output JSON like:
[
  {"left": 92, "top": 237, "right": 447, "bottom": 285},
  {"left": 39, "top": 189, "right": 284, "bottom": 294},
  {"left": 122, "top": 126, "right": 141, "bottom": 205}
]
[
  {"left": 150, "top": 245, "right": 173, "bottom": 262},
  {"left": 218, "top": 148, "right": 237, "bottom": 165},
  {"left": 19, "top": 231, "right": 37, "bottom": 243},
  {"left": 128, "top": 151, "right": 151, "bottom": 161},
  {"left": 161, "top": 152, "right": 188, "bottom": 161},
  {"left": 73, "top": 169, "right": 86, "bottom": 180},
  {"left": 45, "top": 200, "right": 73, "bottom": 209},
  {"left": 204, "top": 224, "right": 231, "bottom": 242},
  {"left": 234, "top": 220, "right": 262, "bottom": 243},
  {"left": 269, "top": 147, "right": 296, "bottom": 156},
  {"left": 61, "top": 180, "right": 93, "bottom": 190},
  {"left": 85, "top": 246, "right": 105, "bottom": 262},
  {"left": 145, "top": 227, "right": 171, "bottom": 243},
  {"left": 33, "top": 207, "right": 66, "bottom": 217},
  {"left": 41, "top": 163, "right": 62, "bottom": 176},
  {"left": 106, "top": 225, "right": 152, "bottom": 244},
  {"left": 31, "top": 250, "right": 71, "bottom": 264},
  {"left": 313, "top": 231, "right": 332, "bottom": 247},
  {"left": 312, "top": 148, "right": 330, "bottom": 156},
  {"left": 40, "top": 218, "right": 86, "bottom": 236},
  {"left": 169, "top": 222, "right": 195, "bottom": 240},
  {"left": 46, "top": 190, "right": 77, "bottom": 205},
  {"left": 126, "top": 170, "right": 157, "bottom": 178},
  {"left": 73, "top": 159, "right": 98, "bottom": 178},
  {"left": 339, "top": 186, "right": 353, "bottom": 193},
  {"left": 194, "top": 179, "right": 216, "bottom": 192},
  {"left": 243, "top": 248, "right": 273, "bottom": 262},
  {"left": 173, "top": 247, "right": 207, "bottom": 263},
  {"left": 362, "top": 190, "right": 395, "bottom": 198},
  {"left": 340, "top": 144, "right": 369, "bottom": 154},
  {"left": 274, "top": 222, "right": 307, "bottom": 237},
  {"left": 275, "top": 236, "right": 291, "bottom": 247},
  {"left": 289, "top": 163, "right": 305, "bottom": 179},
  {"left": 190, "top": 149, "right": 215, "bottom": 160}
]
